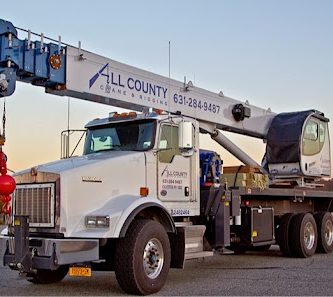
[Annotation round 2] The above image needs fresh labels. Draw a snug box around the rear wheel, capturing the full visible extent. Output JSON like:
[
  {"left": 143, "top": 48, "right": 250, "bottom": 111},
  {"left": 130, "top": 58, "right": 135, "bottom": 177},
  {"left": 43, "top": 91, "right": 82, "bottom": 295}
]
[
  {"left": 228, "top": 244, "right": 247, "bottom": 254},
  {"left": 115, "top": 219, "right": 171, "bottom": 295},
  {"left": 27, "top": 265, "right": 69, "bottom": 284},
  {"left": 289, "top": 213, "right": 317, "bottom": 258},
  {"left": 277, "top": 213, "right": 295, "bottom": 257},
  {"left": 314, "top": 212, "right": 333, "bottom": 253}
]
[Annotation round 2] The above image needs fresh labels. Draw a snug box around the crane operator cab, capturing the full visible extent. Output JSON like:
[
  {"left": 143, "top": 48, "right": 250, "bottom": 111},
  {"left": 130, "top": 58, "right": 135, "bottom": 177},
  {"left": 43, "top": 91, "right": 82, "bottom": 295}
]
[{"left": 265, "top": 110, "right": 331, "bottom": 183}]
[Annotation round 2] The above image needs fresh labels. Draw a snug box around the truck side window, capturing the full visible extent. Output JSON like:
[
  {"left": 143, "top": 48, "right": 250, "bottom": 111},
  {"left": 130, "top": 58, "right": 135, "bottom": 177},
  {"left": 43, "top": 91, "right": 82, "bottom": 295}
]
[
  {"left": 319, "top": 122, "right": 326, "bottom": 151},
  {"left": 302, "top": 120, "right": 320, "bottom": 156},
  {"left": 159, "top": 125, "right": 180, "bottom": 163}
]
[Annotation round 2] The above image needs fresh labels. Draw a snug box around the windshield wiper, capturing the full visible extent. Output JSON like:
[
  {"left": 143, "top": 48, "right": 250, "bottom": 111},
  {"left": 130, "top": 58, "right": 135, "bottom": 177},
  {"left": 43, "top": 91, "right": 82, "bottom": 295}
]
[
  {"left": 94, "top": 144, "right": 143, "bottom": 153},
  {"left": 95, "top": 145, "right": 123, "bottom": 153}
]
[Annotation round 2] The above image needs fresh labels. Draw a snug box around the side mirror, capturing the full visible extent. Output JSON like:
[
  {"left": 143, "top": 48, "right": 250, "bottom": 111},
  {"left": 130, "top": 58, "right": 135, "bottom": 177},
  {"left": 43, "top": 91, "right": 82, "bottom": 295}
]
[{"left": 179, "top": 121, "right": 193, "bottom": 150}]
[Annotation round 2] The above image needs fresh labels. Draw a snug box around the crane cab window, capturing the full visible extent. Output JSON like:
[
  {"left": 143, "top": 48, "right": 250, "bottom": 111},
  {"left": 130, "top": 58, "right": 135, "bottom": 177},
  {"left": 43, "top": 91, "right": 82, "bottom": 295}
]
[
  {"left": 302, "top": 119, "right": 321, "bottom": 156},
  {"left": 319, "top": 122, "right": 327, "bottom": 151},
  {"left": 158, "top": 125, "right": 180, "bottom": 163}
]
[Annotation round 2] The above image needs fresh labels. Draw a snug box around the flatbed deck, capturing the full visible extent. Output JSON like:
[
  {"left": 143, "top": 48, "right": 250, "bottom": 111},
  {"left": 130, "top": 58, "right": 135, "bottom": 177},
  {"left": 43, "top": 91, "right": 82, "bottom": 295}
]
[{"left": 236, "top": 186, "right": 333, "bottom": 199}]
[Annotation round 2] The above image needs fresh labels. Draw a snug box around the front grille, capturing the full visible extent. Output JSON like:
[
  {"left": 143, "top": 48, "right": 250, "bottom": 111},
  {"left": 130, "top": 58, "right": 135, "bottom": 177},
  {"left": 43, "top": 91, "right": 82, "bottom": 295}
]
[{"left": 14, "top": 183, "right": 55, "bottom": 227}]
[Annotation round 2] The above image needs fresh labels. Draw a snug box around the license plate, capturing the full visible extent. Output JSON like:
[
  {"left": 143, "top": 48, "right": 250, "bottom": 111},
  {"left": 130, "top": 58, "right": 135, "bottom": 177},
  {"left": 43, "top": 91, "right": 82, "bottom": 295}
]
[{"left": 69, "top": 266, "right": 92, "bottom": 277}]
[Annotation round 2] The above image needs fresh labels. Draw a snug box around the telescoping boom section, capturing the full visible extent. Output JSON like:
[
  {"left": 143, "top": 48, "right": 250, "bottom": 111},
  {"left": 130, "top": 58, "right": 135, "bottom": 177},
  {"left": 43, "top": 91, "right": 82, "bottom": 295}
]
[
  {"left": 0, "top": 19, "right": 274, "bottom": 139},
  {"left": 0, "top": 18, "right": 330, "bottom": 178}
]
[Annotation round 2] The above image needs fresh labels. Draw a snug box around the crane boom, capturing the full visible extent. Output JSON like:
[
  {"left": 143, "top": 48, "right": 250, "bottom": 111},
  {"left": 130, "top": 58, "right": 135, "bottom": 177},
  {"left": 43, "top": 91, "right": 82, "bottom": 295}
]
[{"left": 0, "top": 19, "right": 274, "bottom": 139}]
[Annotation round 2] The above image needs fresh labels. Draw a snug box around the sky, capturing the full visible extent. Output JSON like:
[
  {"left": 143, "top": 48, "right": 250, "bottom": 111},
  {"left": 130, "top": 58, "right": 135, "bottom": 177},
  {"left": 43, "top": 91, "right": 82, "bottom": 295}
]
[{"left": 1, "top": 0, "right": 333, "bottom": 172}]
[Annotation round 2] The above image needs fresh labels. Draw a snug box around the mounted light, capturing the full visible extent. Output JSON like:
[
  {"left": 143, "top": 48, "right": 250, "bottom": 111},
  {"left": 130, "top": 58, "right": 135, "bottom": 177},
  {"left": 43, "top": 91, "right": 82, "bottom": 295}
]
[
  {"left": 85, "top": 216, "right": 110, "bottom": 228},
  {"left": 154, "top": 109, "right": 163, "bottom": 115},
  {"left": 232, "top": 103, "right": 251, "bottom": 121},
  {"left": 30, "top": 167, "right": 38, "bottom": 177},
  {"left": 128, "top": 112, "right": 137, "bottom": 117},
  {"left": 140, "top": 187, "right": 149, "bottom": 197},
  {"left": 109, "top": 112, "right": 137, "bottom": 119}
]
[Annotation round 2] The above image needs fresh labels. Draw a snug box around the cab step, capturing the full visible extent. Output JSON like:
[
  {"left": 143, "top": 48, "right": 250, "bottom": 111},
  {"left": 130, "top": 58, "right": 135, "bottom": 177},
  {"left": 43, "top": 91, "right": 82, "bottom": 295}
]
[
  {"left": 183, "top": 225, "right": 213, "bottom": 260},
  {"left": 185, "top": 251, "right": 214, "bottom": 260}
]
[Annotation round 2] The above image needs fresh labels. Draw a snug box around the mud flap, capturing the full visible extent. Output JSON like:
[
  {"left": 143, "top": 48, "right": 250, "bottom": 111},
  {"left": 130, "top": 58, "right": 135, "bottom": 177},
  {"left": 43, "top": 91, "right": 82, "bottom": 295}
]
[
  {"left": 13, "top": 215, "right": 32, "bottom": 272},
  {"left": 3, "top": 216, "right": 32, "bottom": 272}
]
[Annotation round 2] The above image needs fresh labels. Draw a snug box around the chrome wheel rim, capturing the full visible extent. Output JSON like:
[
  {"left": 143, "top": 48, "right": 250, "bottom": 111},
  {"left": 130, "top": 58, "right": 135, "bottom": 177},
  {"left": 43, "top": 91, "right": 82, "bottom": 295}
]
[
  {"left": 324, "top": 219, "right": 333, "bottom": 246},
  {"left": 143, "top": 238, "right": 164, "bottom": 279},
  {"left": 304, "top": 221, "right": 315, "bottom": 250}
]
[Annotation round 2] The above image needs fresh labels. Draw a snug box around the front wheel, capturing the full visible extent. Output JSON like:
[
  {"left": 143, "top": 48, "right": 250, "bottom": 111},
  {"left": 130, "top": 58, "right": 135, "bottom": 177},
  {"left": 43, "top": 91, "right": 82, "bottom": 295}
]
[
  {"left": 115, "top": 219, "right": 171, "bottom": 295},
  {"left": 250, "top": 244, "right": 271, "bottom": 252}
]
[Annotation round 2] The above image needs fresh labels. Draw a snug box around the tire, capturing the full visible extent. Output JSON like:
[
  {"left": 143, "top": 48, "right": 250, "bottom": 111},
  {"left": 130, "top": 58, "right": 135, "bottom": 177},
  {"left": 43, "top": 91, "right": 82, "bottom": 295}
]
[
  {"left": 289, "top": 213, "right": 317, "bottom": 258},
  {"left": 27, "top": 265, "right": 69, "bottom": 284},
  {"left": 314, "top": 212, "right": 333, "bottom": 253},
  {"left": 277, "top": 213, "right": 295, "bottom": 257},
  {"left": 251, "top": 244, "right": 271, "bottom": 252},
  {"left": 228, "top": 244, "right": 247, "bottom": 254},
  {"left": 114, "top": 219, "right": 171, "bottom": 295}
]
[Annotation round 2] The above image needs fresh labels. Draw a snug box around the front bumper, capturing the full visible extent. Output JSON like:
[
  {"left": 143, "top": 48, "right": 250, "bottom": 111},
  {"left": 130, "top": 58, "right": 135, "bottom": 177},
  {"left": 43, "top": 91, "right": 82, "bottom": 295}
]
[{"left": 1, "top": 216, "right": 99, "bottom": 272}]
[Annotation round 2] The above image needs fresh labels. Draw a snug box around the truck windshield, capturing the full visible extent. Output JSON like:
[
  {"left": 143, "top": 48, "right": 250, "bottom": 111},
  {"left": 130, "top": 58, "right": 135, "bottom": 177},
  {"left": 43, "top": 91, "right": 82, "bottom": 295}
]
[{"left": 83, "top": 119, "right": 156, "bottom": 154}]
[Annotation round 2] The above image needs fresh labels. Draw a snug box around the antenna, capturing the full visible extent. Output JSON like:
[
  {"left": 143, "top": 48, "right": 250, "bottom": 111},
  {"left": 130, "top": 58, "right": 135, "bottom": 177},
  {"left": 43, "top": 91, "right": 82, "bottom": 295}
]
[
  {"left": 168, "top": 41, "right": 171, "bottom": 114},
  {"left": 67, "top": 96, "right": 70, "bottom": 132},
  {"left": 66, "top": 97, "right": 70, "bottom": 158},
  {"left": 168, "top": 41, "right": 171, "bottom": 80}
]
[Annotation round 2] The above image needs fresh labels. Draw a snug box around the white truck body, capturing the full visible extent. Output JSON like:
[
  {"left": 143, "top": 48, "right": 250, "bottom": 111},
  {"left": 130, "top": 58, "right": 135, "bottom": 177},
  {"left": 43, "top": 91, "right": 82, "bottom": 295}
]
[{"left": 0, "top": 18, "right": 333, "bottom": 296}]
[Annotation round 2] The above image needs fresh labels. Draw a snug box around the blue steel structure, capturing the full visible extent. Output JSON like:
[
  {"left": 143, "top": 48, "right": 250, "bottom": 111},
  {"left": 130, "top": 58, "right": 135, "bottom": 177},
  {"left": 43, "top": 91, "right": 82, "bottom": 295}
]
[
  {"left": 0, "top": 19, "right": 66, "bottom": 97},
  {"left": 199, "top": 150, "right": 222, "bottom": 186}
]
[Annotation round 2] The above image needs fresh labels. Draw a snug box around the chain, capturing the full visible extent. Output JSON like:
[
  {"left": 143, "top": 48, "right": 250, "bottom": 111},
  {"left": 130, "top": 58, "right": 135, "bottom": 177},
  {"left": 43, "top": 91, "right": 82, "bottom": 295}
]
[
  {"left": 0, "top": 98, "right": 13, "bottom": 235},
  {"left": 0, "top": 98, "right": 5, "bottom": 148},
  {"left": 2, "top": 98, "right": 5, "bottom": 139}
]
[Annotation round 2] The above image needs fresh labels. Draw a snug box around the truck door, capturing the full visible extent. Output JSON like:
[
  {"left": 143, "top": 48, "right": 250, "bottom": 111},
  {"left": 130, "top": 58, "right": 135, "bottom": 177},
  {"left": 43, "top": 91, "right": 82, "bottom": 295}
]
[{"left": 157, "top": 123, "right": 193, "bottom": 203}]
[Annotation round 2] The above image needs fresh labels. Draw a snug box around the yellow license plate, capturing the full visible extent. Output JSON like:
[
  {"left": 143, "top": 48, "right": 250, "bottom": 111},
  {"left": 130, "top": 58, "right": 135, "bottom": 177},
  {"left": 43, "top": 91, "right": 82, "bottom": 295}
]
[{"left": 69, "top": 266, "right": 92, "bottom": 277}]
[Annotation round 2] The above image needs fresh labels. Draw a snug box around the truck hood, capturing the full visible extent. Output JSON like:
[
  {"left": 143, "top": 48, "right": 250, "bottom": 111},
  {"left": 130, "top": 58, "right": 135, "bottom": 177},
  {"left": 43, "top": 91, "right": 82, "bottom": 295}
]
[{"left": 14, "top": 151, "right": 144, "bottom": 175}]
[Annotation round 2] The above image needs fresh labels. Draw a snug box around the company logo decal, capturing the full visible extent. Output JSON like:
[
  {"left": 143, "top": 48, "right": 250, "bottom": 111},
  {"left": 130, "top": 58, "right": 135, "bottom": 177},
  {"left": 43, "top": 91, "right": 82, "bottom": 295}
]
[
  {"left": 89, "top": 63, "right": 109, "bottom": 89},
  {"left": 82, "top": 176, "right": 102, "bottom": 183},
  {"left": 88, "top": 63, "right": 169, "bottom": 108}
]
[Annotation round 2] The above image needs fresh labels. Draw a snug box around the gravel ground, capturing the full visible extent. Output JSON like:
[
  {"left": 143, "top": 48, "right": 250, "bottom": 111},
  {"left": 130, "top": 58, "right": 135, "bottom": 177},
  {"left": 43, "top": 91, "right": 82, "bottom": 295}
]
[{"left": 1, "top": 226, "right": 333, "bottom": 296}]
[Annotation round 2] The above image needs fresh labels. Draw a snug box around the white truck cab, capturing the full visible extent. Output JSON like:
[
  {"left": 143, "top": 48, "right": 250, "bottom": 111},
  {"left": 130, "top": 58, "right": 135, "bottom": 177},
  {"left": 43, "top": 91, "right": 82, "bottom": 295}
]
[{"left": 3, "top": 112, "right": 207, "bottom": 294}]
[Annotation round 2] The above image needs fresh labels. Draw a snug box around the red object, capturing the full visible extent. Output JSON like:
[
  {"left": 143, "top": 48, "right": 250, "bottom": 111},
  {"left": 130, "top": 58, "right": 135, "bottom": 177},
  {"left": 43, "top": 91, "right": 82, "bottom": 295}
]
[
  {"left": 1, "top": 196, "right": 11, "bottom": 214},
  {"left": 0, "top": 150, "right": 15, "bottom": 215},
  {"left": 0, "top": 151, "right": 7, "bottom": 175},
  {"left": 0, "top": 174, "right": 15, "bottom": 195}
]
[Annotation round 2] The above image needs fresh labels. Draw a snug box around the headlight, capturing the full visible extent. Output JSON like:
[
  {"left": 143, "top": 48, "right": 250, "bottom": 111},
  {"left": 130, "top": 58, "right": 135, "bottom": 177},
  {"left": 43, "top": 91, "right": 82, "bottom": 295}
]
[{"left": 85, "top": 216, "right": 110, "bottom": 228}]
